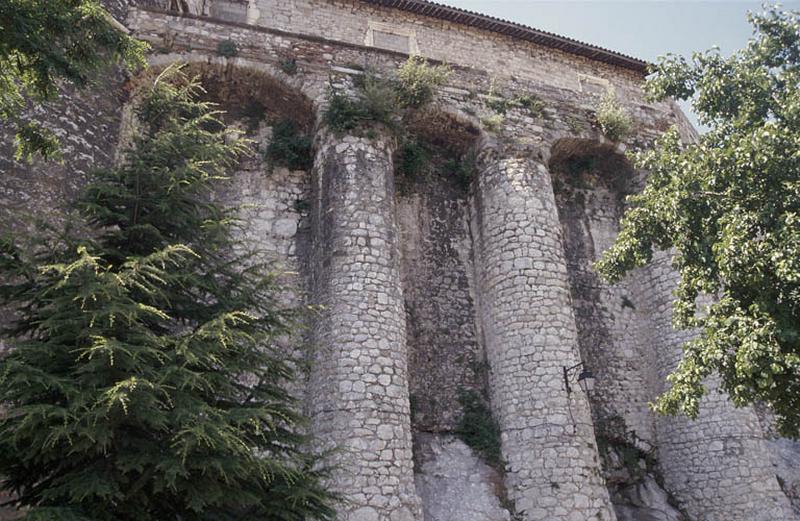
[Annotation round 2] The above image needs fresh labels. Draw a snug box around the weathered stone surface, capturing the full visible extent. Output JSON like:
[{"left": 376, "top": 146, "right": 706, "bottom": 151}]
[
  {"left": 612, "top": 476, "right": 685, "bottom": 521},
  {"left": 413, "top": 433, "right": 510, "bottom": 521},
  {"left": 639, "top": 252, "right": 795, "bottom": 521}
]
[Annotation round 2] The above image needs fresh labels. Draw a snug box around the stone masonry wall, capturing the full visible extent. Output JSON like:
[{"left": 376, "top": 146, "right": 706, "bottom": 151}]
[
  {"left": 2, "top": 2, "right": 798, "bottom": 520},
  {"left": 551, "top": 148, "right": 656, "bottom": 443},
  {"left": 639, "top": 253, "right": 796, "bottom": 521},
  {"left": 397, "top": 174, "right": 483, "bottom": 433}
]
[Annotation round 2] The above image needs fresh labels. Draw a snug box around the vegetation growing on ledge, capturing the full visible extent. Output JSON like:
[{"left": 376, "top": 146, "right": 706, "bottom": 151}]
[
  {"left": 396, "top": 55, "right": 452, "bottom": 107},
  {"left": 483, "top": 78, "right": 547, "bottom": 120},
  {"left": 444, "top": 152, "right": 478, "bottom": 192},
  {"left": 486, "top": 92, "right": 546, "bottom": 118},
  {"left": 265, "top": 119, "right": 313, "bottom": 170},
  {"left": 396, "top": 139, "right": 431, "bottom": 183},
  {"left": 480, "top": 113, "right": 504, "bottom": 132},
  {"left": 594, "top": 92, "right": 633, "bottom": 141},
  {"left": 323, "top": 56, "right": 452, "bottom": 135}
]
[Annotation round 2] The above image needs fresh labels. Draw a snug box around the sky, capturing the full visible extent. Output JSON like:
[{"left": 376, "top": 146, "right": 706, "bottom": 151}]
[{"left": 440, "top": 1, "right": 800, "bottom": 129}]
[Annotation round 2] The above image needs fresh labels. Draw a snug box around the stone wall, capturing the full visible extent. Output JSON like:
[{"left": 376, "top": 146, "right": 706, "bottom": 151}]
[
  {"left": 1, "top": 1, "right": 798, "bottom": 520},
  {"left": 397, "top": 147, "right": 483, "bottom": 434},
  {"left": 638, "top": 253, "right": 796, "bottom": 521}
]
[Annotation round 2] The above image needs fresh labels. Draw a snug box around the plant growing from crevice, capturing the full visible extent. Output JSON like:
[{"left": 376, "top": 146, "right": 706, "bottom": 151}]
[
  {"left": 265, "top": 119, "right": 313, "bottom": 170},
  {"left": 484, "top": 80, "right": 546, "bottom": 119},
  {"left": 566, "top": 115, "right": 585, "bottom": 135},
  {"left": 293, "top": 198, "right": 310, "bottom": 214},
  {"left": 595, "top": 92, "right": 633, "bottom": 141},
  {"left": 396, "top": 139, "right": 430, "bottom": 186},
  {"left": 323, "top": 73, "right": 399, "bottom": 135},
  {"left": 324, "top": 88, "right": 372, "bottom": 134},
  {"left": 481, "top": 113, "right": 503, "bottom": 132},
  {"left": 396, "top": 55, "right": 452, "bottom": 108},
  {"left": 280, "top": 57, "right": 298, "bottom": 75},
  {"left": 444, "top": 151, "right": 478, "bottom": 192},
  {"left": 216, "top": 39, "right": 238, "bottom": 58},
  {"left": 455, "top": 389, "right": 503, "bottom": 469}
]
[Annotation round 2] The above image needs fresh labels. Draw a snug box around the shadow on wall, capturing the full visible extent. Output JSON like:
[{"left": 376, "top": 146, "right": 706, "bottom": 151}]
[{"left": 550, "top": 138, "right": 687, "bottom": 520}]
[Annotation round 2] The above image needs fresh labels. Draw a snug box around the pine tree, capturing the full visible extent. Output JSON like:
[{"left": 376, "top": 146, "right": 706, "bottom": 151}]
[{"left": 0, "top": 65, "right": 336, "bottom": 521}]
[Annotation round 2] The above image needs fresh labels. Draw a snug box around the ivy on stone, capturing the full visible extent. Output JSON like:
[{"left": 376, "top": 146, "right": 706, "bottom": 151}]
[
  {"left": 595, "top": 6, "right": 800, "bottom": 437},
  {"left": 0, "top": 65, "right": 336, "bottom": 520}
]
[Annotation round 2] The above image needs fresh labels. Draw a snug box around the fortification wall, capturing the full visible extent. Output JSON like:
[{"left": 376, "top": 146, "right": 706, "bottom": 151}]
[{"left": 1, "top": 2, "right": 797, "bottom": 520}]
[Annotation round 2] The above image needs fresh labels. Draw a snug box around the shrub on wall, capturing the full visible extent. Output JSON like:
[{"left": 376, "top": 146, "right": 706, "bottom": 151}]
[
  {"left": 396, "top": 55, "right": 452, "bottom": 108},
  {"left": 595, "top": 92, "right": 633, "bottom": 141},
  {"left": 265, "top": 119, "right": 313, "bottom": 170},
  {"left": 455, "top": 390, "right": 503, "bottom": 468},
  {"left": 360, "top": 72, "right": 401, "bottom": 124},
  {"left": 216, "top": 39, "right": 238, "bottom": 57},
  {"left": 444, "top": 151, "right": 478, "bottom": 192},
  {"left": 396, "top": 140, "right": 430, "bottom": 181},
  {"left": 324, "top": 57, "right": 452, "bottom": 134}
]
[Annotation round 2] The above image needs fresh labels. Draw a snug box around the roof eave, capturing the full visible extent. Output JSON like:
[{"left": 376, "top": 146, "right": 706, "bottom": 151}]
[{"left": 362, "top": 0, "right": 649, "bottom": 74}]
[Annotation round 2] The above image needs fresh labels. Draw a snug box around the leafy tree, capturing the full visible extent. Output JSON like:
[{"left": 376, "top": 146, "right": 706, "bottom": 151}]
[
  {"left": 596, "top": 6, "right": 800, "bottom": 437},
  {"left": 0, "top": 0, "right": 147, "bottom": 161},
  {"left": 0, "top": 66, "right": 336, "bottom": 520}
]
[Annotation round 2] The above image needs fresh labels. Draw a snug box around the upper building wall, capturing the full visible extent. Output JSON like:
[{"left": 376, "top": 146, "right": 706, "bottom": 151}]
[
  {"left": 250, "top": 0, "right": 645, "bottom": 93},
  {"left": 157, "top": 0, "right": 652, "bottom": 102}
]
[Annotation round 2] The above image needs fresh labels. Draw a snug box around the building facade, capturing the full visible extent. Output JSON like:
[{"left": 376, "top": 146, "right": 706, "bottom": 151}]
[{"left": 1, "top": 1, "right": 798, "bottom": 520}]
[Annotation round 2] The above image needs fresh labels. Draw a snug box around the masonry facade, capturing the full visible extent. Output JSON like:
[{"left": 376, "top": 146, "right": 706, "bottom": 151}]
[{"left": 2, "top": 1, "right": 799, "bottom": 520}]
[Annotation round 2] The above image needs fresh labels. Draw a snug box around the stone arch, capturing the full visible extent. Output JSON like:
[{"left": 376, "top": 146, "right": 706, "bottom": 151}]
[
  {"left": 397, "top": 108, "right": 483, "bottom": 196},
  {"left": 140, "top": 55, "right": 317, "bottom": 126},
  {"left": 125, "top": 57, "right": 318, "bottom": 358},
  {"left": 145, "top": 53, "right": 325, "bottom": 114}
]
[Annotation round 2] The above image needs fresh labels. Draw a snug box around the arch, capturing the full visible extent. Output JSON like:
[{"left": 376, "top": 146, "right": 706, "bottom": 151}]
[
  {"left": 548, "top": 137, "right": 635, "bottom": 199},
  {"left": 144, "top": 53, "right": 321, "bottom": 126},
  {"left": 403, "top": 107, "right": 482, "bottom": 158}
]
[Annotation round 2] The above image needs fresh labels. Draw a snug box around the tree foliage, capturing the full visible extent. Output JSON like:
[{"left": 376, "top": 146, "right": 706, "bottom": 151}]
[
  {"left": 0, "top": 66, "right": 336, "bottom": 520},
  {"left": 0, "top": 0, "right": 147, "bottom": 161},
  {"left": 596, "top": 6, "right": 800, "bottom": 437}
]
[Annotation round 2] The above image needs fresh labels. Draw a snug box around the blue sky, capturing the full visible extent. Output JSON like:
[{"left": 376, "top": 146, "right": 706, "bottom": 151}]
[{"left": 441, "top": 1, "right": 800, "bottom": 129}]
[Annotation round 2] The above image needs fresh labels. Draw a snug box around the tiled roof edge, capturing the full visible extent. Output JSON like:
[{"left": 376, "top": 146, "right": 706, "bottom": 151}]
[{"left": 363, "top": 0, "right": 649, "bottom": 74}]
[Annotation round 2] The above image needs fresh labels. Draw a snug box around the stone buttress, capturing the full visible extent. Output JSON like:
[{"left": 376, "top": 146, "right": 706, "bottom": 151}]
[
  {"left": 641, "top": 251, "right": 795, "bottom": 521},
  {"left": 307, "top": 126, "right": 422, "bottom": 521},
  {"left": 472, "top": 139, "right": 617, "bottom": 521}
]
